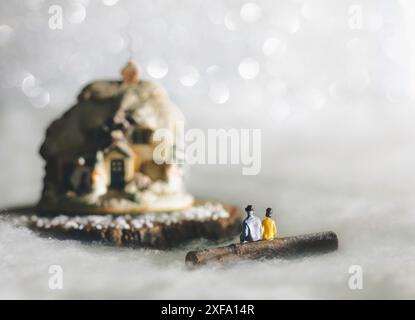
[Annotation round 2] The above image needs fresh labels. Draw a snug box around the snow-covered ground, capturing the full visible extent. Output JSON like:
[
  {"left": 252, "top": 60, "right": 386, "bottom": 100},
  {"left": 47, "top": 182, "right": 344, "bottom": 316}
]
[
  {"left": 1, "top": 97, "right": 415, "bottom": 299},
  {"left": 1, "top": 0, "right": 415, "bottom": 299}
]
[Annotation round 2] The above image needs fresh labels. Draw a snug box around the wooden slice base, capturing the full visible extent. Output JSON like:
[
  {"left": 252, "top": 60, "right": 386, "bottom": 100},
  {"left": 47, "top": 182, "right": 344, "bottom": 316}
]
[{"left": 4, "top": 201, "right": 241, "bottom": 249}]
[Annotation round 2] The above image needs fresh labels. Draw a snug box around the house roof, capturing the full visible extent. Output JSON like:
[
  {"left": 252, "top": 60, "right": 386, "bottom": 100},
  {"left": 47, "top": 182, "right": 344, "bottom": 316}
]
[
  {"left": 104, "top": 141, "right": 135, "bottom": 158},
  {"left": 40, "top": 78, "right": 184, "bottom": 159}
]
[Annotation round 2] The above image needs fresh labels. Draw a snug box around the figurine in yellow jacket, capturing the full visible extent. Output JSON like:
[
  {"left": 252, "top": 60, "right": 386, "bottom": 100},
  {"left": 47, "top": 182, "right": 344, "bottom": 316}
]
[{"left": 262, "top": 208, "right": 277, "bottom": 240}]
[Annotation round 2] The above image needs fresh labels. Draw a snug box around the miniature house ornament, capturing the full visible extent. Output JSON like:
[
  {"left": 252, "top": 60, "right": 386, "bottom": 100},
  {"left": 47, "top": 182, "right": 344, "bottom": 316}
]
[{"left": 38, "top": 61, "right": 193, "bottom": 214}]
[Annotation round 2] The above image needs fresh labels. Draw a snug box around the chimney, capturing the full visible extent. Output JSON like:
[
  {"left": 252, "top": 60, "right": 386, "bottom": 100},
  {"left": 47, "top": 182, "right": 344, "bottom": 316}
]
[{"left": 121, "top": 60, "right": 140, "bottom": 84}]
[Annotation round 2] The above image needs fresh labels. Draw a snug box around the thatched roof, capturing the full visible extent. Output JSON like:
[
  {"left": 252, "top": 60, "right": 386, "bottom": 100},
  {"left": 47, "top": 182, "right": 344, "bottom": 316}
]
[{"left": 40, "top": 79, "right": 184, "bottom": 159}]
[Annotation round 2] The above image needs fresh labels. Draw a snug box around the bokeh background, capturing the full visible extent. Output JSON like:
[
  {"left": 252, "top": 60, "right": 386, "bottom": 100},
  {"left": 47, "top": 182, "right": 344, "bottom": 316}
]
[{"left": 1, "top": 0, "right": 415, "bottom": 299}]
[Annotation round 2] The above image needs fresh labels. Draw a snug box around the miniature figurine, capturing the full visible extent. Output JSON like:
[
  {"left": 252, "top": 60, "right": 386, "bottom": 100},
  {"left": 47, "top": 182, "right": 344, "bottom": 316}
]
[
  {"left": 90, "top": 151, "right": 107, "bottom": 196},
  {"left": 262, "top": 207, "right": 277, "bottom": 240},
  {"left": 70, "top": 157, "right": 91, "bottom": 194},
  {"left": 240, "top": 205, "right": 263, "bottom": 243}
]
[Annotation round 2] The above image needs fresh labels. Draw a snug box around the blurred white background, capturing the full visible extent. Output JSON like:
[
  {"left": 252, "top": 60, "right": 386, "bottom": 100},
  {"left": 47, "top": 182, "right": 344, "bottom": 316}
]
[{"left": 1, "top": 0, "right": 415, "bottom": 299}]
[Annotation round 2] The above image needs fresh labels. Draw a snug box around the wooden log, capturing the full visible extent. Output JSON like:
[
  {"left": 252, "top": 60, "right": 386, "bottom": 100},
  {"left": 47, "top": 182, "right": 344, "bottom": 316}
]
[{"left": 185, "top": 231, "right": 338, "bottom": 266}]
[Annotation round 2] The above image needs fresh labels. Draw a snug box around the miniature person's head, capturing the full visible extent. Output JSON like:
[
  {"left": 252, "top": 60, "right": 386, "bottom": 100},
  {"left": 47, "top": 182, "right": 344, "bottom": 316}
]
[
  {"left": 77, "top": 157, "right": 85, "bottom": 166},
  {"left": 111, "top": 130, "right": 124, "bottom": 142},
  {"left": 96, "top": 151, "right": 104, "bottom": 163},
  {"left": 245, "top": 205, "right": 254, "bottom": 216},
  {"left": 121, "top": 61, "right": 140, "bottom": 84},
  {"left": 266, "top": 208, "right": 273, "bottom": 217}
]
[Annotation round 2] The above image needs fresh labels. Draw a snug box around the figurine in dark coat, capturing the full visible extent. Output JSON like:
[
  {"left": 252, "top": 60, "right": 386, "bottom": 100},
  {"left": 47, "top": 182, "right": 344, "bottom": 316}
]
[{"left": 240, "top": 205, "right": 263, "bottom": 243}]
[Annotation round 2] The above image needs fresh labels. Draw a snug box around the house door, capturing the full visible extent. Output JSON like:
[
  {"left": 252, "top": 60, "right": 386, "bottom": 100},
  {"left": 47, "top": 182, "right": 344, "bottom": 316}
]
[{"left": 110, "top": 159, "right": 125, "bottom": 190}]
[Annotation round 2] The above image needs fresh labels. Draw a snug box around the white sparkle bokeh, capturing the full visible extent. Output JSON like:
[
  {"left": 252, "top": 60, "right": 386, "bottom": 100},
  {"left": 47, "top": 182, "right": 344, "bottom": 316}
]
[
  {"left": 240, "top": 2, "right": 262, "bottom": 23},
  {"left": 147, "top": 59, "right": 169, "bottom": 79},
  {"left": 209, "top": 83, "right": 230, "bottom": 104},
  {"left": 67, "top": 3, "right": 87, "bottom": 24},
  {"left": 238, "top": 58, "right": 260, "bottom": 80},
  {"left": 179, "top": 66, "right": 200, "bottom": 87}
]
